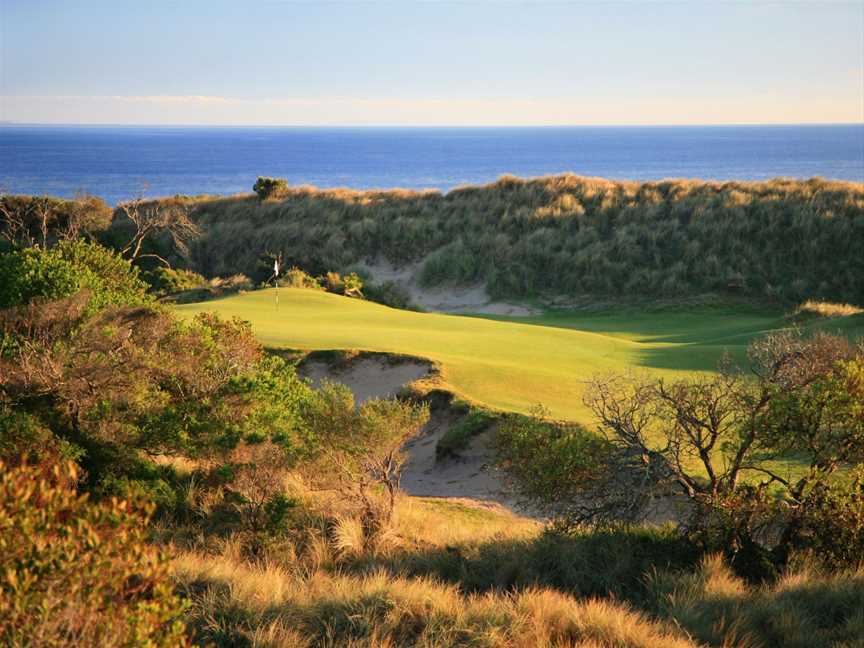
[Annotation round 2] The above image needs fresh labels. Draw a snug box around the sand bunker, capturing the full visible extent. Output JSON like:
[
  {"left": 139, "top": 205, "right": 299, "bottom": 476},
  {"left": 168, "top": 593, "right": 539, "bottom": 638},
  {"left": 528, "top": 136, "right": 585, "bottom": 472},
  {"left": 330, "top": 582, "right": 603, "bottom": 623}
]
[
  {"left": 356, "top": 259, "right": 538, "bottom": 317},
  {"left": 299, "top": 354, "right": 520, "bottom": 512},
  {"left": 300, "top": 357, "right": 431, "bottom": 404},
  {"left": 400, "top": 411, "right": 518, "bottom": 509}
]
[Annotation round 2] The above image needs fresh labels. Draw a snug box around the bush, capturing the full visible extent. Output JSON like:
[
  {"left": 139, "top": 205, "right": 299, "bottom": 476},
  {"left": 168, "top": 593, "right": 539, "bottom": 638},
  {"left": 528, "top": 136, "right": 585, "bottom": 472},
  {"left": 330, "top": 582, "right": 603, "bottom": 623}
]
[
  {"left": 0, "top": 194, "right": 112, "bottom": 248},
  {"left": 494, "top": 408, "right": 616, "bottom": 525},
  {"left": 0, "top": 461, "right": 189, "bottom": 647},
  {"left": 0, "top": 291, "right": 314, "bottom": 498},
  {"left": 144, "top": 267, "right": 207, "bottom": 297},
  {"left": 363, "top": 280, "right": 417, "bottom": 310},
  {"left": 302, "top": 384, "right": 429, "bottom": 539},
  {"left": 0, "top": 240, "right": 150, "bottom": 312},
  {"left": 0, "top": 247, "right": 81, "bottom": 309},
  {"left": 436, "top": 408, "right": 495, "bottom": 459},
  {"left": 252, "top": 177, "right": 289, "bottom": 200},
  {"left": 320, "top": 271, "right": 364, "bottom": 297},
  {"left": 278, "top": 266, "right": 323, "bottom": 290}
]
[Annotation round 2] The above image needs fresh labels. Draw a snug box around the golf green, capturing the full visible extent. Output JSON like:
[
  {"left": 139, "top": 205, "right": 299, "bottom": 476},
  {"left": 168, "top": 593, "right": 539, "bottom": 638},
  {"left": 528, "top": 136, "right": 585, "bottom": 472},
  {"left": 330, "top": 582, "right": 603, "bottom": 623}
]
[{"left": 175, "top": 288, "right": 857, "bottom": 424}]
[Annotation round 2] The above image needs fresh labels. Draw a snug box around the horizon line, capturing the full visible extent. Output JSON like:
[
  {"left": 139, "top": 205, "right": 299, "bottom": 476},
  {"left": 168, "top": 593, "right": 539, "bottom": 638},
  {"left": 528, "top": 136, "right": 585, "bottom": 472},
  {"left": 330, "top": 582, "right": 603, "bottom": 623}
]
[{"left": 2, "top": 121, "right": 863, "bottom": 129}]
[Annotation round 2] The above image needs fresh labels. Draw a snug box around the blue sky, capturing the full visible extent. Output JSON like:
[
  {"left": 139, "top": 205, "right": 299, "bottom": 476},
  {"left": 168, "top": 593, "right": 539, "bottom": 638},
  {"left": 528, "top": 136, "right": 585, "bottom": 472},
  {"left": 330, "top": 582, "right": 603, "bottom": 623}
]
[{"left": 1, "top": 0, "right": 862, "bottom": 125}]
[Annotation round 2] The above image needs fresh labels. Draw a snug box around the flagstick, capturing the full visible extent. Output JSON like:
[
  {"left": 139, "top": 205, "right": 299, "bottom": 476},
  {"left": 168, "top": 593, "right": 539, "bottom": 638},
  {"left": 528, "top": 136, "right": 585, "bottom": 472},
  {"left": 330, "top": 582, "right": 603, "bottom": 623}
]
[{"left": 273, "top": 259, "right": 281, "bottom": 310}]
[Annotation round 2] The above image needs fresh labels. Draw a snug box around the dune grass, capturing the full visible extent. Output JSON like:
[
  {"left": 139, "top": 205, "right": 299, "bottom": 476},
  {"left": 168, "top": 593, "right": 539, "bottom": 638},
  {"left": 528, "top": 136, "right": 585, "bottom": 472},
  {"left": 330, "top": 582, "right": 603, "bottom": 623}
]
[
  {"left": 175, "top": 288, "right": 862, "bottom": 424},
  {"left": 173, "top": 492, "right": 864, "bottom": 648}
]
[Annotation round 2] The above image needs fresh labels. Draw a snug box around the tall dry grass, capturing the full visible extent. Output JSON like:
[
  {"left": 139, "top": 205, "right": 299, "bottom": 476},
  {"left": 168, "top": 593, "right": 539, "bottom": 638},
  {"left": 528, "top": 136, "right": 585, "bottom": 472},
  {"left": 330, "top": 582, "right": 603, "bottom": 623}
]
[
  {"left": 794, "top": 299, "right": 864, "bottom": 319},
  {"left": 157, "top": 449, "right": 864, "bottom": 647},
  {"left": 175, "top": 551, "right": 699, "bottom": 648},
  {"left": 652, "top": 554, "right": 864, "bottom": 648}
]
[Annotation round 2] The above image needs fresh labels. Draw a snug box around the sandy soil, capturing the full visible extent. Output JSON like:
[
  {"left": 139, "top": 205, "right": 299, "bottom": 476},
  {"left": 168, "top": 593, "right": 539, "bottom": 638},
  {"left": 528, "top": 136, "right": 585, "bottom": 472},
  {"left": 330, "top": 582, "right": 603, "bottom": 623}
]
[
  {"left": 400, "top": 409, "right": 519, "bottom": 508},
  {"left": 299, "top": 355, "right": 522, "bottom": 513},
  {"left": 357, "top": 259, "right": 539, "bottom": 317},
  {"left": 300, "top": 358, "right": 431, "bottom": 404}
]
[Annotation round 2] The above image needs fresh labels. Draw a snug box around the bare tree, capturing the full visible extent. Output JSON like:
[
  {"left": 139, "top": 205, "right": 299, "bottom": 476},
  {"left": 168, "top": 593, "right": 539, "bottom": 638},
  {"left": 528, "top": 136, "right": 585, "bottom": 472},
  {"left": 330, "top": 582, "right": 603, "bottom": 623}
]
[
  {"left": 497, "top": 330, "right": 864, "bottom": 567},
  {"left": 0, "top": 195, "right": 32, "bottom": 247},
  {"left": 575, "top": 331, "right": 864, "bottom": 560},
  {"left": 56, "top": 194, "right": 112, "bottom": 242},
  {"left": 0, "top": 193, "right": 112, "bottom": 248},
  {"left": 116, "top": 197, "right": 200, "bottom": 267}
]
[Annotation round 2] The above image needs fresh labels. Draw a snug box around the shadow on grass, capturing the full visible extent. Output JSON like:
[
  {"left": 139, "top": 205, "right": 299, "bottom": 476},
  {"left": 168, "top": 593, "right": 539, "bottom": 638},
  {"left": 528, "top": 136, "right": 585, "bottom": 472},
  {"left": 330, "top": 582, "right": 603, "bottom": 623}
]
[{"left": 349, "top": 525, "right": 700, "bottom": 607}]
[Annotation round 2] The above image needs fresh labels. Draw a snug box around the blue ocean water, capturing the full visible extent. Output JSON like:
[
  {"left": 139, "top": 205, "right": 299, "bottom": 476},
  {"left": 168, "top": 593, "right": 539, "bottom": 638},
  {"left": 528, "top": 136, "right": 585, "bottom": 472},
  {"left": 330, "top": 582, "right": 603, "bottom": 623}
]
[{"left": 1, "top": 125, "right": 862, "bottom": 205}]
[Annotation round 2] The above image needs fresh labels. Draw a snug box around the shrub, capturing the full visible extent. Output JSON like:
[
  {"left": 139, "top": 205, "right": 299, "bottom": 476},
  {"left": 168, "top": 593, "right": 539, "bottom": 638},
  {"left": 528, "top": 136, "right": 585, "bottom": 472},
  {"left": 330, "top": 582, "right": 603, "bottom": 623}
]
[
  {"left": 497, "top": 331, "right": 864, "bottom": 574},
  {"left": 0, "top": 291, "right": 314, "bottom": 497},
  {"left": 144, "top": 267, "right": 207, "bottom": 297},
  {"left": 0, "top": 194, "right": 112, "bottom": 248},
  {"left": 362, "top": 280, "right": 417, "bottom": 310},
  {"left": 436, "top": 408, "right": 495, "bottom": 459},
  {"left": 0, "top": 461, "right": 189, "bottom": 647},
  {"left": 252, "top": 176, "right": 289, "bottom": 200},
  {"left": 0, "top": 247, "right": 82, "bottom": 309},
  {"left": 320, "top": 270, "right": 364, "bottom": 297},
  {"left": 302, "top": 384, "right": 429, "bottom": 540},
  {"left": 278, "top": 266, "right": 323, "bottom": 290},
  {"left": 0, "top": 240, "right": 150, "bottom": 312},
  {"left": 0, "top": 407, "right": 83, "bottom": 470},
  {"left": 494, "top": 408, "right": 616, "bottom": 525}
]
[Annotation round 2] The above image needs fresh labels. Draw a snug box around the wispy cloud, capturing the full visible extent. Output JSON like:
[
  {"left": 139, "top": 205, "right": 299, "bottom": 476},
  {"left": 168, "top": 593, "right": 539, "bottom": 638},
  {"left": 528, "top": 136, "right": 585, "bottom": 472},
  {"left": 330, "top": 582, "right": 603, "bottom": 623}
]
[{"left": 109, "top": 95, "right": 237, "bottom": 104}]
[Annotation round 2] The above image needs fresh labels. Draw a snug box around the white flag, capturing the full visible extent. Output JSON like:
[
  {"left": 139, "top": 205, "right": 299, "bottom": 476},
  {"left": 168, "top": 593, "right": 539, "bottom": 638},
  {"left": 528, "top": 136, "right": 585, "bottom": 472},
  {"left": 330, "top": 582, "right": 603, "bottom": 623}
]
[{"left": 274, "top": 260, "right": 280, "bottom": 276}]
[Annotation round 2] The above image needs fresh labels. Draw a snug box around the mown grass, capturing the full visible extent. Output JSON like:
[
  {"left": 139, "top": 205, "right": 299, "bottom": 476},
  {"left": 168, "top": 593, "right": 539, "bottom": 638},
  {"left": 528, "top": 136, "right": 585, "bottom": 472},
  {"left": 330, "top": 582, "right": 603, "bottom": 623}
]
[{"left": 175, "top": 288, "right": 863, "bottom": 424}]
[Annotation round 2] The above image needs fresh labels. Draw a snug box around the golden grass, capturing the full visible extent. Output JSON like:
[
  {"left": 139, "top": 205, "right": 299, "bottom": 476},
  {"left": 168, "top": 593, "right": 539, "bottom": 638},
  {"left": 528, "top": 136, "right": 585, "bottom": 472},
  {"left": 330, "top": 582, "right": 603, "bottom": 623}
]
[
  {"left": 795, "top": 299, "right": 864, "bottom": 319},
  {"left": 654, "top": 554, "right": 864, "bottom": 648},
  {"left": 174, "top": 551, "right": 699, "bottom": 648},
  {"left": 165, "top": 476, "right": 864, "bottom": 648}
]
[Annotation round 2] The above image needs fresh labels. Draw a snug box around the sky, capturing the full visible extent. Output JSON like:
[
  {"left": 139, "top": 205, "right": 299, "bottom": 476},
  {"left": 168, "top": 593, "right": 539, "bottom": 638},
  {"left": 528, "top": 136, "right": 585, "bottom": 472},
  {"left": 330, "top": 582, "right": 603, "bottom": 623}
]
[{"left": 1, "top": 0, "right": 862, "bottom": 126}]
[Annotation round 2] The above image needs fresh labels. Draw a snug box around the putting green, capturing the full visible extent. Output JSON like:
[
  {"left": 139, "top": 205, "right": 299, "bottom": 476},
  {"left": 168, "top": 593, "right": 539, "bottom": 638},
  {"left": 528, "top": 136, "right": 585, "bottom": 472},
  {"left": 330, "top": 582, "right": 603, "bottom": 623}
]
[{"left": 173, "top": 288, "right": 863, "bottom": 424}]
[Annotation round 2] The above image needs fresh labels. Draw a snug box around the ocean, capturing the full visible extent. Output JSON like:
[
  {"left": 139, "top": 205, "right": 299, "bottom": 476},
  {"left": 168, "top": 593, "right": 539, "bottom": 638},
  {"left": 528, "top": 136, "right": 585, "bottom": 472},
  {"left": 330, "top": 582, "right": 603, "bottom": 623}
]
[{"left": 1, "top": 124, "right": 862, "bottom": 204}]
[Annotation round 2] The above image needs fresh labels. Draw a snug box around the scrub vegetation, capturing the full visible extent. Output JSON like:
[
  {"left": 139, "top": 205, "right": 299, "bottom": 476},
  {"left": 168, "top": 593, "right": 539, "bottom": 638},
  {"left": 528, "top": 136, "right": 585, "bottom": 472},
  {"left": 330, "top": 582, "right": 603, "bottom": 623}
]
[
  {"left": 157, "top": 174, "right": 864, "bottom": 305},
  {"left": 1, "top": 175, "right": 863, "bottom": 646}
]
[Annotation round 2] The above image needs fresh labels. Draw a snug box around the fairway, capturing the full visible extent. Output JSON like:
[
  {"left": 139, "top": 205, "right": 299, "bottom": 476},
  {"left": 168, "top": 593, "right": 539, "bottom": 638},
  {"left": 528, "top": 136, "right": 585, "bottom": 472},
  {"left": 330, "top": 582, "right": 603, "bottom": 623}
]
[{"left": 172, "top": 288, "right": 852, "bottom": 423}]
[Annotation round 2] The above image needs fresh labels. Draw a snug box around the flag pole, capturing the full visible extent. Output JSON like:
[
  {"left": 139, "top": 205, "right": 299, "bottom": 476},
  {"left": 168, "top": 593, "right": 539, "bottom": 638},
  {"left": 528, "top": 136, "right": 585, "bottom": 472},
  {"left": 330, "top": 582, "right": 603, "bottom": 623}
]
[{"left": 274, "top": 259, "right": 280, "bottom": 309}]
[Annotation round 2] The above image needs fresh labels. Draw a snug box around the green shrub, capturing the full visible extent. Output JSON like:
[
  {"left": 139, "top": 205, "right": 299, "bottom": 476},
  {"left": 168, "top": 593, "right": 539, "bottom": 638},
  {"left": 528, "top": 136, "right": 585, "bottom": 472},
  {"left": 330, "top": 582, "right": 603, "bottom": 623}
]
[
  {"left": 436, "top": 409, "right": 495, "bottom": 459},
  {"left": 493, "top": 408, "right": 616, "bottom": 524},
  {"left": 252, "top": 176, "right": 289, "bottom": 200},
  {"left": 0, "top": 240, "right": 150, "bottom": 312},
  {"left": 144, "top": 267, "right": 207, "bottom": 297},
  {"left": 362, "top": 280, "right": 417, "bottom": 310},
  {"left": 0, "top": 407, "right": 83, "bottom": 469},
  {"left": 1, "top": 290, "right": 314, "bottom": 498},
  {"left": 0, "top": 247, "right": 82, "bottom": 308},
  {"left": 0, "top": 461, "right": 189, "bottom": 647}
]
